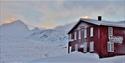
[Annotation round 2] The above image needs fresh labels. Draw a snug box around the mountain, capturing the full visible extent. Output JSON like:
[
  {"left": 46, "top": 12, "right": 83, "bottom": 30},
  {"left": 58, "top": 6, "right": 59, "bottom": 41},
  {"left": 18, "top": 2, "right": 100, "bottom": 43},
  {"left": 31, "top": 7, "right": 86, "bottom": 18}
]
[
  {"left": 0, "top": 20, "right": 29, "bottom": 37},
  {"left": 0, "top": 20, "right": 74, "bottom": 63},
  {"left": 119, "top": 21, "right": 125, "bottom": 23},
  {"left": 28, "top": 22, "right": 76, "bottom": 45}
]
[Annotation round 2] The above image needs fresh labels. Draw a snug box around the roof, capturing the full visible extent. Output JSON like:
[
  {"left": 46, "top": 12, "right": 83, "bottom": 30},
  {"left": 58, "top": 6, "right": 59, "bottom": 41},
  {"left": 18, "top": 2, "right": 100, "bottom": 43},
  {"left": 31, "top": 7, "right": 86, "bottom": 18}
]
[{"left": 68, "top": 18, "right": 125, "bottom": 34}]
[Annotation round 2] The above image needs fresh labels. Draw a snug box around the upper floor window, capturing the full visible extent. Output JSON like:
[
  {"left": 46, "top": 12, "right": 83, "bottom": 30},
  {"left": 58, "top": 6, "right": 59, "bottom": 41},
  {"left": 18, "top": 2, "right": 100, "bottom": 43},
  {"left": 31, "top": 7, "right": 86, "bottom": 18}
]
[
  {"left": 74, "top": 31, "right": 77, "bottom": 40},
  {"left": 108, "top": 27, "right": 113, "bottom": 38},
  {"left": 84, "top": 28, "right": 87, "bottom": 38},
  {"left": 69, "top": 33, "right": 74, "bottom": 41},
  {"left": 78, "top": 30, "right": 81, "bottom": 39},
  {"left": 90, "top": 27, "right": 94, "bottom": 37}
]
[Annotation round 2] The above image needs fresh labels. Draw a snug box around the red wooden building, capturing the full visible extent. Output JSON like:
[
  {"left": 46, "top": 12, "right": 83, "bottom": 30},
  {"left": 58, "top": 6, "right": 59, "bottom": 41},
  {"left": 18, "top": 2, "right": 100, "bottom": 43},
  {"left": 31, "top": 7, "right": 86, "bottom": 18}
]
[{"left": 68, "top": 16, "right": 125, "bottom": 58}]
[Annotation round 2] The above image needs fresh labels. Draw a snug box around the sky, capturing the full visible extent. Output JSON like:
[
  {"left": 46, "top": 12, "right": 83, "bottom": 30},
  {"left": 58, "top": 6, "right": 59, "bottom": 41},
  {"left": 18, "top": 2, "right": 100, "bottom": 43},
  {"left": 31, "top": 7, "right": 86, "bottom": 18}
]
[{"left": 0, "top": 0, "right": 125, "bottom": 29}]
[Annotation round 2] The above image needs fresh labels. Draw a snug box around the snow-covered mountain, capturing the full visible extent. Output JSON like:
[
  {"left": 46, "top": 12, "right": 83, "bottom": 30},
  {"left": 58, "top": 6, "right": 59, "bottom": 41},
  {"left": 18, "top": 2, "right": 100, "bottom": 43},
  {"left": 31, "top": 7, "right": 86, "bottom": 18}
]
[
  {"left": 0, "top": 20, "right": 75, "bottom": 63},
  {"left": 28, "top": 22, "right": 75, "bottom": 45},
  {"left": 119, "top": 21, "right": 125, "bottom": 23},
  {"left": 0, "top": 20, "right": 29, "bottom": 38}
]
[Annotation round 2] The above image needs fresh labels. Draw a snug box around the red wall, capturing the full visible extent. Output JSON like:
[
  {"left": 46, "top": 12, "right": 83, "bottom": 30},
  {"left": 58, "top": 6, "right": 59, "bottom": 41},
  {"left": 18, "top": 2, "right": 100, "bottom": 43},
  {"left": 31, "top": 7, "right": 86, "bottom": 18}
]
[{"left": 68, "top": 22, "right": 125, "bottom": 57}]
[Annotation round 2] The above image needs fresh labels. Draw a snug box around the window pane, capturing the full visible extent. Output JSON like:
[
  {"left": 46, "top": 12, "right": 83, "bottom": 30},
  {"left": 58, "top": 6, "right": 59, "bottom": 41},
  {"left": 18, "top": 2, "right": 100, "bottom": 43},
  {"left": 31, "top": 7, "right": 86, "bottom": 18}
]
[
  {"left": 74, "top": 32, "right": 77, "bottom": 40},
  {"left": 84, "top": 29, "right": 87, "bottom": 38},
  {"left": 78, "top": 30, "right": 81, "bottom": 39},
  {"left": 90, "top": 41, "right": 94, "bottom": 52},
  {"left": 107, "top": 42, "right": 114, "bottom": 52},
  {"left": 108, "top": 27, "right": 113, "bottom": 38},
  {"left": 90, "top": 27, "right": 93, "bottom": 37}
]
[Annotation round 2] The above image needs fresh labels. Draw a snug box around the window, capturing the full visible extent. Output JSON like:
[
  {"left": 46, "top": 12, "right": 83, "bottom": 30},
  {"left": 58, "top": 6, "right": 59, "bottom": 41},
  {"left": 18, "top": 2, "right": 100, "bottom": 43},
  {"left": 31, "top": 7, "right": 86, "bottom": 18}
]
[
  {"left": 69, "top": 34, "right": 74, "bottom": 41},
  {"left": 90, "top": 41, "right": 94, "bottom": 52},
  {"left": 84, "top": 28, "right": 87, "bottom": 38},
  {"left": 83, "top": 42, "right": 87, "bottom": 52},
  {"left": 74, "top": 31, "right": 77, "bottom": 40},
  {"left": 107, "top": 42, "right": 114, "bottom": 52},
  {"left": 108, "top": 27, "right": 113, "bottom": 38},
  {"left": 90, "top": 27, "right": 94, "bottom": 37},
  {"left": 69, "top": 34, "right": 71, "bottom": 39},
  {"left": 78, "top": 30, "right": 81, "bottom": 39}
]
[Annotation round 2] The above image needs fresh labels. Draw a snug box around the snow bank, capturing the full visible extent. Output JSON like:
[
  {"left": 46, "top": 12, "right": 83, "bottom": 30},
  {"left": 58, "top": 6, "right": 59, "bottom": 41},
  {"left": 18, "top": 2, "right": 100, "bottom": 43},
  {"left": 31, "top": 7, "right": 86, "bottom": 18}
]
[
  {"left": 28, "top": 52, "right": 99, "bottom": 63},
  {"left": 28, "top": 52, "right": 125, "bottom": 63}
]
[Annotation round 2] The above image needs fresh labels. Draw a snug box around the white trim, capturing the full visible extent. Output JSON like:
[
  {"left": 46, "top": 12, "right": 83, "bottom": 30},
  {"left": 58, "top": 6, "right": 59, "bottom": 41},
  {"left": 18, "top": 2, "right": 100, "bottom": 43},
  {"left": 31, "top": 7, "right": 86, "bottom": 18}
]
[
  {"left": 90, "top": 27, "right": 94, "bottom": 37},
  {"left": 69, "top": 34, "right": 74, "bottom": 41},
  {"left": 90, "top": 41, "right": 94, "bottom": 52},
  {"left": 69, "top": 34, "right": 71, "bottom": 39},
  {"left": 108, "top": 27, "right": 113, "bottom": 38},
  {"left": 84, "top": 28, "right": 87, "bottom": 38},
  {"left": 74, "top": 31, "right": 77, "bottom": 40},
  {"left": 78, "top": 30, "right": 81, "bottom": 39}
]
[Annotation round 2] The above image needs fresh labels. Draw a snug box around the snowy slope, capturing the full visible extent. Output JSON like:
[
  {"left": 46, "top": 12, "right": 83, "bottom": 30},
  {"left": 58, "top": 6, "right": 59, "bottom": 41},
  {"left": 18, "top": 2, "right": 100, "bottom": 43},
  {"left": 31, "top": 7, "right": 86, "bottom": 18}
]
[
  {"left": 27, "top": 52, "right": 125, "bottom": 63},
  {"left": 0, "top": 20, "right": 69, "bottom": 63},
  {"left": 0, "top": 20, "right": 29, "bottom": 38},
  {"left": 28, "top": 22, "right": 75, "bottom": 45}
]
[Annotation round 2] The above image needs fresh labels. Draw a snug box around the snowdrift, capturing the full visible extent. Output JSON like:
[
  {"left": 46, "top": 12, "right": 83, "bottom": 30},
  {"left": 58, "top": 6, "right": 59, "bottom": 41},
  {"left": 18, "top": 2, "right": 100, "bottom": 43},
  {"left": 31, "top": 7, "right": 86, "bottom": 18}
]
[{"left": 28, "top": 52, "right": 125, "bottom": 63}]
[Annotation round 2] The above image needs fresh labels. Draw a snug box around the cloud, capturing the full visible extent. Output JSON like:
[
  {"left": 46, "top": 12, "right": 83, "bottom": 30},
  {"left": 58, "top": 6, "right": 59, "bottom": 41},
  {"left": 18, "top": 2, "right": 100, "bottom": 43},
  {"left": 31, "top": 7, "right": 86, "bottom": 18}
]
[{"left": 0, "top": 0, "right": 125, "bottom": 28}]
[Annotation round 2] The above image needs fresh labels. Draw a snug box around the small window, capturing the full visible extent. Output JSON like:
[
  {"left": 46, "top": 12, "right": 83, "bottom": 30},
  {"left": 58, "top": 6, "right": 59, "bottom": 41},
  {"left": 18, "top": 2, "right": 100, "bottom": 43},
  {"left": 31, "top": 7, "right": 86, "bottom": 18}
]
[
  {"left": 108, "top": 27, "right": 113, "bottom": 38},
  {"left": 84, "top": 28, "right": 87, "bottom": 38},
  {"left": 78, "top": 30, "right": 81, "bottom": 39},
  {"left": 69, "top": 34, "right": 71, "bottom": 39},
  {"left": 83, "top": 42, "right": 87, "bottom": 52},
  {"left": 90, "top": 27, "right": 94, "bottom": 37},
  {"left": 107, "top": 42, "right": 114, "bottom": 52},
  {"left": 69, "top": 34, "right": 73, "bottom": 41},
  {"left": 74, "top": 31, "right": 77, "bottom": 40},
  {"left": 90, "top": 41, "right": 94, "bottom": 52}
]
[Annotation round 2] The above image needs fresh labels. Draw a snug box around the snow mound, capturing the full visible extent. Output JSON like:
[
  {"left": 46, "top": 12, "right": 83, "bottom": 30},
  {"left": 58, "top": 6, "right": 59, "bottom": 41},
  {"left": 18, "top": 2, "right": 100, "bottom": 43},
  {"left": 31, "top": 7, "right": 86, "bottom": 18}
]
[
  {"left": 28, "top": 52, "right": 99, "bottom": 63},
  {"left": 27, "top": 51, "right": 125, "bottom": 63}
]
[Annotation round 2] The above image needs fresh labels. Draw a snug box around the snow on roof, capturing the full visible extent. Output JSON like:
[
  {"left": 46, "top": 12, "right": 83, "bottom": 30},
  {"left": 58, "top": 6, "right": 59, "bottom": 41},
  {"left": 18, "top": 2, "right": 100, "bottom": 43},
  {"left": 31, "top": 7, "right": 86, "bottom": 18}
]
[
  {"left": 80, "top": 18, "right": 125, "bottom": 28},
  {"left": 68, "top": 18, "right": 125, "bottom": 34}
]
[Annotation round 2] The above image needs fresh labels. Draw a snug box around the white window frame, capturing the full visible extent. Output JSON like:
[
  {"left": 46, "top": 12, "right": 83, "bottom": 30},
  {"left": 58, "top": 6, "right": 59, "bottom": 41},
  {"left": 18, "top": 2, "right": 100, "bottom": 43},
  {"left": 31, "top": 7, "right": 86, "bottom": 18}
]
[
  {"left": 84, "top": 28, "right": 87, "bottom": 38},
  {"left": 78, "top": 30, "right": 81, "bottom": 39},
  {"left": 74, "top": 31, "right": 77, "bottom": 40},
  {"left": 108, "top": 27, "right": 113, "bottom": 38},
  {"left": 69, "top": 34, "right": 74, "bottom": 41},
  {"left": 90, "top": 27, "right": 94, "bottom": 37},
  {"left": 107, "top": 42, "right": 114, "bottom": 52},
  {"left": 90, "top": 41, "right": 94, "bottom": 52}
]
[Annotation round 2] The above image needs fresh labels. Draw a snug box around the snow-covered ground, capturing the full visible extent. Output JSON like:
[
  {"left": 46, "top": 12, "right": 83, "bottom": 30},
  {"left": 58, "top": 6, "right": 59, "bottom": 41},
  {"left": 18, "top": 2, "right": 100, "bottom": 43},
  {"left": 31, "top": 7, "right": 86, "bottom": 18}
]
[{"left": 27, "top": 52, "right": 125, "bottom": 63}]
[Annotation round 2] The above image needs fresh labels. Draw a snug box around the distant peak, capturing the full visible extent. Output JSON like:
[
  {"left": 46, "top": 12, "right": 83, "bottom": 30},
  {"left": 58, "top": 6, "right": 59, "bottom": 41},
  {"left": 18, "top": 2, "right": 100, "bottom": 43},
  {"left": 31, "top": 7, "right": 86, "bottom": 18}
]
[{"left": 11, "top": 19, "right": 25, "bottom": 24}]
